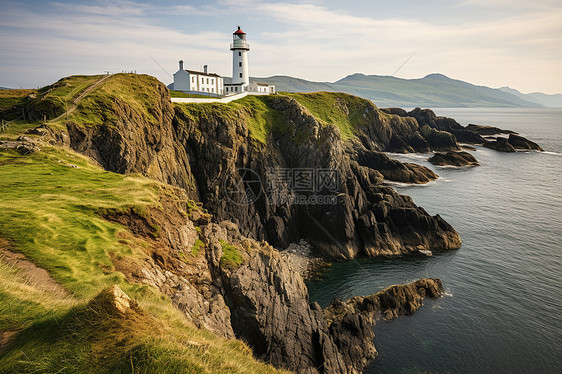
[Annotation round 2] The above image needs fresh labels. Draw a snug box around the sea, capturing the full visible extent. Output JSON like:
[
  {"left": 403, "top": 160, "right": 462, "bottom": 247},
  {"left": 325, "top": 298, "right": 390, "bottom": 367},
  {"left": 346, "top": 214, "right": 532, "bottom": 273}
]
[{"left": 306, "top": 108, "right": 562, "bottom": 374}]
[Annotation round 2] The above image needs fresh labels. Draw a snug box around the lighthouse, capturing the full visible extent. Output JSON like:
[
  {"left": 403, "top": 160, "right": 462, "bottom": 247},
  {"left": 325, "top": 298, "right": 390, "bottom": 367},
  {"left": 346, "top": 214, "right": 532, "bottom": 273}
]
[{"left": 230, "top": 26, "right": 250, "bottom": 90}]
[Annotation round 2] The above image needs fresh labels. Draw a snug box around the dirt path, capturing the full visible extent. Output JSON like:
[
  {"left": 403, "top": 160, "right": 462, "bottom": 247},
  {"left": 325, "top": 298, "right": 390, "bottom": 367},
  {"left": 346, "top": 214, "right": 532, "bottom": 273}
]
[
  {"left": 0, "top": 331, "right": 18, "bottom": 354},
  {"left": 0, "top": 239, "right": 69, "bottom": 296},
  {"left": 50, "top": 74, "right": 111, "bottom": 122}
]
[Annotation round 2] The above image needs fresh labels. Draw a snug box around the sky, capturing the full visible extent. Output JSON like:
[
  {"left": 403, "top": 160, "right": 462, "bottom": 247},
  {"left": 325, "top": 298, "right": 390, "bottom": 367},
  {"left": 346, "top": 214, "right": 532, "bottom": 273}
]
[{"left": 1, "top": 0, "right": 561, "bottom": 94}]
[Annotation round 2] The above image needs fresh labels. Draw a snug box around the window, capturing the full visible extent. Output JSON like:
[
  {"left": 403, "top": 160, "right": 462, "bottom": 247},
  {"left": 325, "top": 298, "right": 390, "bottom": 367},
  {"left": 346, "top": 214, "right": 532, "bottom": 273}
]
[
  {"left": 239, "top": 62, "right": 242, "bottom": 67},
  {"left": 239, "top": 73, "right": 243, "bottom": 78},
  {"left": 235, "top": 87, "right": 238, "bottom": 92},
  {"left": 206, "top": 78, "right": 209, "bottom": 84},
  {"left": 238, "top": 52, "right": 241, "bottom": 56}
]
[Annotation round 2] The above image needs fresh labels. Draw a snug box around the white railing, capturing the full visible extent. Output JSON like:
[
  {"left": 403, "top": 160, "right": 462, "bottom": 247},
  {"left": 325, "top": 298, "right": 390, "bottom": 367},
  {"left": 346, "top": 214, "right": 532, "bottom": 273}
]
[{"left": 230, "top": 42, "right": 250, "bottom": 50}]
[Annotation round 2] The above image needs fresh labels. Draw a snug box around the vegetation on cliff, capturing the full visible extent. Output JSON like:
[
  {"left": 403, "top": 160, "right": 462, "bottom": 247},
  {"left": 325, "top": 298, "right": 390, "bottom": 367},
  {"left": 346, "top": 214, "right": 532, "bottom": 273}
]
[
  {"left": 1, "top": 73, "right": 509, "bottom": 373},
  {"left": 0, "top": 147, "right": 287, "bottom": 373}
]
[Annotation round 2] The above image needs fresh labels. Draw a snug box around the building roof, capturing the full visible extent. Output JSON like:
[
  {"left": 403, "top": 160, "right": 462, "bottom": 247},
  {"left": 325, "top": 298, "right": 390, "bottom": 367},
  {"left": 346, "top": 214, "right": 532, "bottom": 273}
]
[
  {"left": 185, "top": 69, "right": 222, "bottom": 78},
  {"left": 252, "top": 82, "right": 272, "bottom": 87},
  {"left": 234, "top": 26, "right": 245, "bottom": 34}
]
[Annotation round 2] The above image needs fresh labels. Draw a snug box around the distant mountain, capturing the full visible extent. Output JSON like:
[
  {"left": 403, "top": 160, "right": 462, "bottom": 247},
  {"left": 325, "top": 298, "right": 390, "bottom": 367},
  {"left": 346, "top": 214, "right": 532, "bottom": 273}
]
[
  {"left": 499, "top": 86, "right": 562, "bottom": 108},
  {"left": 252, "top": 73, "right": 547, "bottom": 108}
]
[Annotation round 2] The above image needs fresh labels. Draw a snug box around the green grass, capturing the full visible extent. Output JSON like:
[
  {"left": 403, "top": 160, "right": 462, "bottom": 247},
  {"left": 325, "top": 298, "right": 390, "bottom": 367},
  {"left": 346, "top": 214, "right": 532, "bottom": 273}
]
[
  {"left": 174, "top": 95, "right": 286, "bottom": 144},
  {"left": 219, "top": 240, "right": 244, "bottom": 270},
  {"left": 41, "top": 75, "right": 102, "bottom": 102},
  {"left": 0, "top": 145, "right": 288, "bottom": 373},
  {"left": 169, "top": 90, "right": 213, "bottom": 99},
  {"left": 0, "top": 284, "right": 286, "bottom": 374},
  {"left": 0, "top": 89, "right": 39, "bottom": 122},
  {"left": 0, "top": 147, "right": 158, "bottom": 299},
  {"left": 285, "top": 92, "right": 372, "bottom": 140},
  {"left": 68, "top": 74, "right": 165, "bottom": 128},
  {"left": 191, "top": 239, "right": 204, "bottom": 256},
  {"left": 174, "top": 95, "right": 289, "bottom": 144}
]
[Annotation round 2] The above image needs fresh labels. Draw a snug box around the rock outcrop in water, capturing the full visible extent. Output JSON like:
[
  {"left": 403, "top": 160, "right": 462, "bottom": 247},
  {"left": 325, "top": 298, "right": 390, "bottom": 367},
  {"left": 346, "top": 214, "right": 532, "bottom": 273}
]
[
  {"left": 324, "top": 278, "right": 444, "bottom": 372},
  {"left": 483, "top": 134, "right": 543, "bottom": 152},
  {"left": 428, "top": 151, "right": 480, "bottom": 167},
  {"left": 385, "top": 107, "right": 544, "bottom": 153},
  {"left": 466, "top": 124, "right": 516, "bottom": 136},
  {"left": 107, "top": 187, "right": 444, "bottom": 373}
]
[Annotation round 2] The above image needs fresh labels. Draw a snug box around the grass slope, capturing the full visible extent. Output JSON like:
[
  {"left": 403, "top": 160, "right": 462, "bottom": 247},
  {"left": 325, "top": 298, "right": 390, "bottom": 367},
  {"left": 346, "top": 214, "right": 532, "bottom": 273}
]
[
  {"left": 285, "top": 91, "right": 374, "bottom": 140},
  {"left": 174, "top": 95, "right": 287, "bottom": 144},
  {"left": 0, "top": 145, "right": 288, "bottom": 374}
]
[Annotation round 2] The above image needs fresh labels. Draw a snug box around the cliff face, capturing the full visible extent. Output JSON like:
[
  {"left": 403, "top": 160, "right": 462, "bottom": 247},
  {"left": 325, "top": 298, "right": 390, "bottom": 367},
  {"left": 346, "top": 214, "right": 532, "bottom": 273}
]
[
  {"left": 107, "top": 186, "right": 443, "bottom": 374},
  {"left": 41, "top": 75, "right": 461, "bottom": 372},
  {"left": 171, "top": 94, "right": 460, "bottom": 259},
  {"left": 57, "top": 78, "right": 461, "bottom": 260}
]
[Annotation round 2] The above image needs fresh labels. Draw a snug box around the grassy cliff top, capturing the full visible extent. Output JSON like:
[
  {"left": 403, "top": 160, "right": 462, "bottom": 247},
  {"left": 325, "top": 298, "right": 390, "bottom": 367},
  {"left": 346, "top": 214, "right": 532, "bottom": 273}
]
[
  {"left": 1, "top": 73, "right": 382, "bottom": 145},
  {"left": 174, "top": 90, "right": 380, "bottom": 143},
  {"left": 0, "top": 145, "right": 287, "bottom": 374}
]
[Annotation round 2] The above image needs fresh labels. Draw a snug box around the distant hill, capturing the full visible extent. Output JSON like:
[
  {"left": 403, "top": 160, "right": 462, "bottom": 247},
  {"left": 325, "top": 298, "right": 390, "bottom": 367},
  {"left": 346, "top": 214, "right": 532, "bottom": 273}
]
[
  {"left": 499, "top": 86, "right": 562, "bottom": 108},
  {"left": 252, "top": 73, "right": 547, "bottom": 108}
]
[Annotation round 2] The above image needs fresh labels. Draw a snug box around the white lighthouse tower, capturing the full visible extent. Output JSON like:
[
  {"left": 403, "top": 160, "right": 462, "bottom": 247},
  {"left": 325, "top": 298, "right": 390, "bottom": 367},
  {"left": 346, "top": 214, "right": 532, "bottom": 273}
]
[{"left": 230, "top": 26, "right": 250, "bottom": 91}]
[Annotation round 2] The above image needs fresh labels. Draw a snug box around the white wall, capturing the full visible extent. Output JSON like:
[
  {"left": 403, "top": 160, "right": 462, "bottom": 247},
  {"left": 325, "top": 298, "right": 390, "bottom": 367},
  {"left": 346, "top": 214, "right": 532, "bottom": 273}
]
[
  {"left": 173, "top": 70, "right": 189, "bottom": 91},
  {"left": 197, "top": 75, "right": 220, "bottom": 94},
  {"left": 232, "top": 49, "right": 249, "bottom": 87}
]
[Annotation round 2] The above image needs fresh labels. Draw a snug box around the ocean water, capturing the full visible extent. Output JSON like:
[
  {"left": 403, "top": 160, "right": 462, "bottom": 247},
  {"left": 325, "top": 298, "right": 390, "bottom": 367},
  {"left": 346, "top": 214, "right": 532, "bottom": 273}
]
[{"left": 306, "top": 108, "right": 562, "bottom": 374}]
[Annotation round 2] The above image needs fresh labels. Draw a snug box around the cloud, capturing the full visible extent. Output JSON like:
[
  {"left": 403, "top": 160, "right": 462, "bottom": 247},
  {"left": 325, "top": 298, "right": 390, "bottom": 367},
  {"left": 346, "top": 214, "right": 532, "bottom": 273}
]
[
  {"left": 239, "top": 0, "right": 562, "bottom": 93},
  {"left": 0, "top": 0, "right": 234, "bottom": 88},
  {"left": 0, "top": 0, "right": 560, "bottom": 93}
]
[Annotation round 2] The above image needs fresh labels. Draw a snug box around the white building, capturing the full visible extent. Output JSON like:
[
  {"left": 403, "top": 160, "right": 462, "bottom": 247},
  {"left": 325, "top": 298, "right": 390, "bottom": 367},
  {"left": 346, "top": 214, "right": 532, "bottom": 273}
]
[
  {"left": 173, "top": 61, "right": 224, "bottom": 96},
  {"left": 248, "top": 81, "right": 275, "bottom": 94},
  {"left": 173, "top": 26, "right": 274, "bottom": 97},
  {"left": 224, "top": 26, "right": 251, "bottom": 94}
]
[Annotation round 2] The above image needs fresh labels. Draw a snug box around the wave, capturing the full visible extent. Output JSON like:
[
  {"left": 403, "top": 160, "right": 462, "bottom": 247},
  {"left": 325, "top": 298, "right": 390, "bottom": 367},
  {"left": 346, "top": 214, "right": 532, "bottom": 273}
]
[
  {"left": 542, "top": 151, "right": 562, "bottom": 156},
  {"left": 383, "top": 177, "right": 453, "bottom": 188}
]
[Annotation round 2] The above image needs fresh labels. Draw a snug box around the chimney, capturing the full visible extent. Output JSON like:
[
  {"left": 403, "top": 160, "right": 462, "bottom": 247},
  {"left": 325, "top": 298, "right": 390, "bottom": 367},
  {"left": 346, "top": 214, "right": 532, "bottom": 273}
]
[
  {"left": 204, "top": 65, "right": 208, "bottom": 74},
  {"left": 179, "top": 60, "right": 184, "bottom": 70}
]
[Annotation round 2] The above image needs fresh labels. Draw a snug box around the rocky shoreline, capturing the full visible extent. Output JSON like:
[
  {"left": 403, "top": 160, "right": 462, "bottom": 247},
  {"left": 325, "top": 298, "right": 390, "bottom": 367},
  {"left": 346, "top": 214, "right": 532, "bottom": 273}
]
[
  {"left": 280, "top": 239, "right": 328, "bottom": 280},
  {"left": 428, "top": 151, "right": 480, "bottom": 167},
  {"left": 4, "top": 74, "right": 545, "bottom": 373}
]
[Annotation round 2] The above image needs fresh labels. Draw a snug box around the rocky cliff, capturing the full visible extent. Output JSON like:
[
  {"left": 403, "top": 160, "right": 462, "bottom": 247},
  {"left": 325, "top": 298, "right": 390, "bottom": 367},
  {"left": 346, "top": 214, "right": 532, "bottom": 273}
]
[
  {"left": 46, "top": 78, "right": 461, "bottom": 260},
  {"left": 16, "top": 74, "right": 465, "bottom": 372},
  {"left": 105, "top": 185, "right": 443, "bottom": 373}
]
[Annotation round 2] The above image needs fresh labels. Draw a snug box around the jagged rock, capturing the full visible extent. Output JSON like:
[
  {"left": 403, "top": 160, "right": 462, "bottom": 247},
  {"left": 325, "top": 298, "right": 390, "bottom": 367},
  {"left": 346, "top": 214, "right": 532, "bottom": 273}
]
[
  {"left": 170, "top": 95, "right": 461, "bottom": 259},
  {"left": 88, "top": 285, "right": 136, "bottom": 316},
  {"left": 25, "top": 125, "right": 48, "bottom": 136},
  {"left": 0, "top": 139, "right": 40, "bottom": 154},
  {"left": 380, "top": 107, "right": 409, "bottom": 117},
  {"left": 324, "top": 278, "right": 444, "bottom": 373},
  {"left": 352, "top": 146, "right": 438, "bottom": 183},
  {"left": 508, "top": 134, "right": 543, "bottom": 151},
  {"left": 483, "top": 137, "right": 516, "bottom": 152},
  {"left": 16, "top": 135, "right": 33, "bottom": 142},
  {"left": 62, "top": 82, "right": 198, "bottom": 199},
  {"left": 16, "top": 143, "right": 40, "bottom": 154},
  {"left": 392, "top": 107, "right": 487, "bottom": 144},
  {"left": 466, "top": 124, "right": 516, "bottom": 135},
  {"left": 428, "top": 151, "right": 480, "bottom": 166},
  {"left": 220, "top": 247, "right": 348, "bottom": 373}
]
